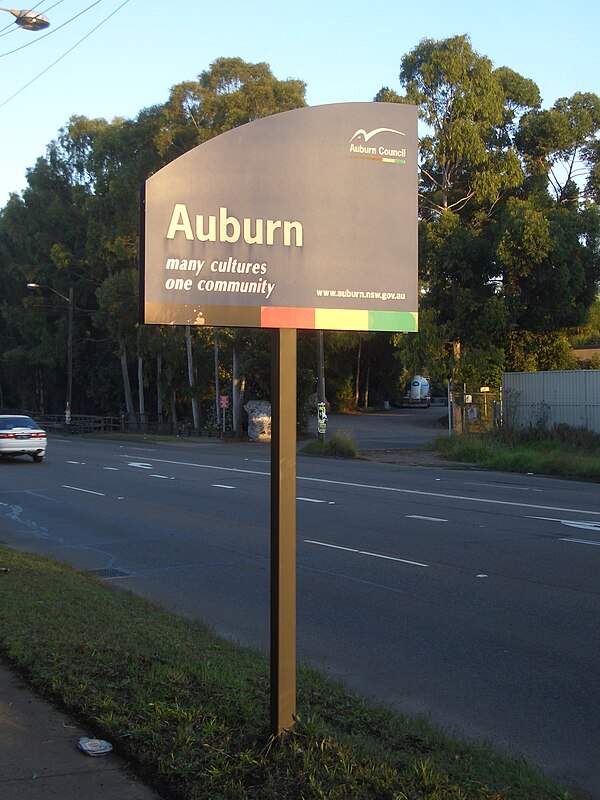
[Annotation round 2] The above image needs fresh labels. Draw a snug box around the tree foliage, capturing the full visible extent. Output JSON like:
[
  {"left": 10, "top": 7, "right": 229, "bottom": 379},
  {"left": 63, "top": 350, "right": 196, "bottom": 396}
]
[
  {"left": 382, "top": 34, "right": 600, "bottom": 387},
  {"left": 1, "top": 43, "right": 599, "bottom": 420}
]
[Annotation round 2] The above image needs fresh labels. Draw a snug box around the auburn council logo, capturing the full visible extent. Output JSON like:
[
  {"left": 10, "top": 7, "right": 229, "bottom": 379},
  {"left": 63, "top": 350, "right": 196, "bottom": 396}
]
[{"left": 348, "top": 127, "right": 406, "bottom": 164}]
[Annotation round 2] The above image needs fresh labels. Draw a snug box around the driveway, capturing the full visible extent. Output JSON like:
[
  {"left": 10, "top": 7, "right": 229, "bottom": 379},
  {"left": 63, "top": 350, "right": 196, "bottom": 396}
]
[{"left": 311, "top": 406, "right": 449, "bottom": 451}]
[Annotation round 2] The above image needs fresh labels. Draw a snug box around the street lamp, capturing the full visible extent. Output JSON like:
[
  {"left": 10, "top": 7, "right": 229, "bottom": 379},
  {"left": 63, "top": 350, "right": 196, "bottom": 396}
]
[
  {"left": 0, "top": 7, "right": 50, "bottom": 30},
  {"left": 27, "top": 283, "right": 73, "bottom": 425}
]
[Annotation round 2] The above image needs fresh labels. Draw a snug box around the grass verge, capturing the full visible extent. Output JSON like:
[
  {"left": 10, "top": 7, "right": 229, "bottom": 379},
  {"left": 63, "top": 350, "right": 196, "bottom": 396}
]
[
  {"left": 0, "top": 546, "right": 577, "bottom": 800},
  {"left": 301, "top": 429, "right": 359, "bottom": 458},
  {"left": 430, "top": 425, "right": 600, "bottom": 481}
]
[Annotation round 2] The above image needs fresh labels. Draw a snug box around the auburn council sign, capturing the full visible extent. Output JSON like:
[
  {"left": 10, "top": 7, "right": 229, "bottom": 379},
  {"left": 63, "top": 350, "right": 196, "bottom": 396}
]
[{"left": 140, "top": 102, "right": 418, "bottom": 333}]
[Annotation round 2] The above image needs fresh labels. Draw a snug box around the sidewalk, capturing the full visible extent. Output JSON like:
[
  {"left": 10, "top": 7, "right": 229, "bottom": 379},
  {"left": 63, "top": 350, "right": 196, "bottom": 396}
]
[{"left": 0, "top": 661, "right": 163, "bottom": 799}]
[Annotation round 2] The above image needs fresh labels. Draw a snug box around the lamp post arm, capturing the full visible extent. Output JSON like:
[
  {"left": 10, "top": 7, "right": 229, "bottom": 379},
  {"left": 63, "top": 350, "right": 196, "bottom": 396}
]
[{"left": 27, "top": 283, "right": 70, "bottom": 304}]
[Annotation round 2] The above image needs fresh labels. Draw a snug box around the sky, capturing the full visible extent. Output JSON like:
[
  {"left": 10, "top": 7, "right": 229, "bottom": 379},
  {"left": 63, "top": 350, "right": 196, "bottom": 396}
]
[{"left": 1, "top": 0, "right": 598, "bottom": 208}]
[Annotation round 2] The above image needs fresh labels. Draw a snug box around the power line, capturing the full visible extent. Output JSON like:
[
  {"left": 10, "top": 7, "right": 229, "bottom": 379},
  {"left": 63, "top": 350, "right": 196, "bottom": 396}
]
[{"left": 0, "top": 0, "right": 131, "bottom": 109}]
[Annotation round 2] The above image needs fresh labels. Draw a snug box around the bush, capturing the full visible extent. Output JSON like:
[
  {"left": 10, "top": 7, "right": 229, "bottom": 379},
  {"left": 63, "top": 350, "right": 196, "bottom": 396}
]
[{"left": 301, "top": 429, "right": 358, "bottom": 458}]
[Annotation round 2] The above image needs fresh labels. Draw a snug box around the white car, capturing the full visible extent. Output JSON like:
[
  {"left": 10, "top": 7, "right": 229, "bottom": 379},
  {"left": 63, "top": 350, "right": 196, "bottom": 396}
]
[{"left": 0, "top": 415, "right": 47, "bottom": 462}]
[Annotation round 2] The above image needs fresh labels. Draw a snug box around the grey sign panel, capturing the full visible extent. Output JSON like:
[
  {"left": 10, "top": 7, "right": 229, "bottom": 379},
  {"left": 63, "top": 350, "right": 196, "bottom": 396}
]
[{"left": 141, "top": 102, "right": 418, "bottom": 331}]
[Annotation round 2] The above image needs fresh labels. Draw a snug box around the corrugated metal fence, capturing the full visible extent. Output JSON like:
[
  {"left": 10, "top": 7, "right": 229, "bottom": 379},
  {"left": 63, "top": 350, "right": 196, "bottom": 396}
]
[{"left": 503, "top": 370, "right": 600, "bottom": 434}]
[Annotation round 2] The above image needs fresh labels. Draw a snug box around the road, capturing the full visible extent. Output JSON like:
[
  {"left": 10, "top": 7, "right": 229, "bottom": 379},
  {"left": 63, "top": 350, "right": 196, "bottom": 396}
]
[{"left": 0, "top": 427, "right": 598, "bottom": 798}]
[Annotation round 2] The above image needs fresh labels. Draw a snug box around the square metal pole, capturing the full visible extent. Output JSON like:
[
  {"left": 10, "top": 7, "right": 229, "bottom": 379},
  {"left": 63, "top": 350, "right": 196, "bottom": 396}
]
[{"left": 270, "top": 328, "right": 297, "bottom": 736}]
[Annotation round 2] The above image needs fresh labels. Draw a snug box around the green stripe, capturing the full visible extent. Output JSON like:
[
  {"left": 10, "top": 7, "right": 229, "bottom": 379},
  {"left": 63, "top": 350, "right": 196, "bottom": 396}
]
[{"left": 368, "top": 310, "right": 418, "bottom": 332}]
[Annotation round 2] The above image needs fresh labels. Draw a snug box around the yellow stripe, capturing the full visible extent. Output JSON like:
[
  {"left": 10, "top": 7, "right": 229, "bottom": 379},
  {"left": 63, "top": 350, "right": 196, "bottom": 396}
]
[{"left": 315, "top": 309, "right": 369, "bottom": 330}]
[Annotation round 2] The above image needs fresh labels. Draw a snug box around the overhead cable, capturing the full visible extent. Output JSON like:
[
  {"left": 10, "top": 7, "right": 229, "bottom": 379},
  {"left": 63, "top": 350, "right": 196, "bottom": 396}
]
[{"left": 0, "top": 0, "right": 131, "bottom": 109}]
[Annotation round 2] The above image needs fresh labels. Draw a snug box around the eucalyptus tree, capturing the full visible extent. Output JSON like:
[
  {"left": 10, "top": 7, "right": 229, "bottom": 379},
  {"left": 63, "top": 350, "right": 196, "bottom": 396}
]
[
  {"left": 379, "top": 35, "right": 600, "bottom": 385},
  {"left": 155, "top": 57, "right": 306, "bottom": 160},
  {"left": 0, "top": 152, "right": 97, "bottom": 412},
  {"left": 152, "top": 57, "right": 307, "bottom": 426},
  {"left": 7, "top": 58, "right": 307, "bottom": 421}
]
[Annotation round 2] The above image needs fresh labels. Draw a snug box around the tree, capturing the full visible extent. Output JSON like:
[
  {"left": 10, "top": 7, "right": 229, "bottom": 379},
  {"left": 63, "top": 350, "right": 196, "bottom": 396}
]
[
  {"left": 400, "top": 35, "right": 535, "bottom": 217},
  {"left": 380, "top": 35, "right": 600, "bottom": 386},
  {"left": 155, "top": 57, "right": 306, "bottom": 160},
  {"left": 516, "top": 92, "right": 600, "bottom": 204},
  {"left": 95, "top": 270, "right": 138, "bottom": 422},
  {"left": 0, "top": 57, "right": 307, "bottom": 423}
]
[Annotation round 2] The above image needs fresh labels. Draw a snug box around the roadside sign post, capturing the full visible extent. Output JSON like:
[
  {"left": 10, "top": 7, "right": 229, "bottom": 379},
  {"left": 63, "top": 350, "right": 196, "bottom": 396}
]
[
  {"left": 140, "top": 102, "right": 418, "bottom": 738},
  {"left": 270, "top": 328, "right": 297, "bottom": 733},
  {"left": 219, "top": 394, "right": 229, "bottom": 436}
]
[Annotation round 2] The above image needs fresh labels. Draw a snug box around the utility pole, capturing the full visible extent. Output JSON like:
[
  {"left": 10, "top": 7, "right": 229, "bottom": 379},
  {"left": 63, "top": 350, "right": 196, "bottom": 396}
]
[
  {"left": 316, "top": 330, "right": 327, "bottom": 440},
  {"left": 66, "top": 286, "right": 73, "bottom": 427}
]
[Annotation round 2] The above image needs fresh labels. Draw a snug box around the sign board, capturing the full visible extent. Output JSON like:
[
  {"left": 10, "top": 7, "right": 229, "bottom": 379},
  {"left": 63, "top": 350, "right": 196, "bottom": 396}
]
[
  {"left": 317, "top": 402, "right": 328, "bottom": 434},
  {"left": 219, "top": 395, "right": 230, "bottom": 409},
  {"left": 140, "top": 103, "right": 418, "bottom": 333}
]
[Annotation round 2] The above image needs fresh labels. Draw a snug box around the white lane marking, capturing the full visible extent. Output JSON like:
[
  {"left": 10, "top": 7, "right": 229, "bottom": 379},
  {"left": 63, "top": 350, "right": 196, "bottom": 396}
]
[
  {"left": 305, "top": 539, "right": 428, "bottom": 567},
  {"left": 561, "top": 521, "right": 600, "bottom": 531},
  {"left": 297, "top": 497, "right": 327, "bottom": 503},
  {"left": 527, "top": 516, "right": 600, "bottom": 531},
  {"left": 150, "top": 474, "right": 169, "bottom": 479},
  {"left": 127, "top": 462, "right": 153, "bottom": 469},
  {"left": 61, "top": 485, "right": 105, "bottom": 496},
  {"left": 133, "top": 456, "right": 600, "bottom": 518},
  {"left": 120, "top": 449, "right": 156, "bottom": 454},
  {"left": 212, "top": 484, "right": 236, "bottom": 489},
  {"left": 476, "top": 574, "right": 488, "bottom": 578},
  {"left": 559, "top": 538, "right": 600, "bottom": 547},
  {"left": 103, "top": 467, "right": 119, "bottom": 471},
  {"left": 66, "top": 460, "right": 81, "bottom": 464},
  {"left": 465, "top": 481, "right": 543, "bottom": 492},
  {"left": 407, "top": 514, "right": 447, "bottom": 522}
]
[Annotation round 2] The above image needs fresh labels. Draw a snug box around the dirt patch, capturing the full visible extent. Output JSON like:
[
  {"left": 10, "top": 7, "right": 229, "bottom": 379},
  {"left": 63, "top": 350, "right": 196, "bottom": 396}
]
[{"left": 359, "top": 448, "right": 464, "bottom": 468}]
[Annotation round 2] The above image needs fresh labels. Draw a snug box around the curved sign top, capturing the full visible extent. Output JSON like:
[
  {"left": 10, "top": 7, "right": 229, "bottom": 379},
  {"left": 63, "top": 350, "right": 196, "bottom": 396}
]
[{"left": 141, "top": 102, "right": 418, "bottom": 332}]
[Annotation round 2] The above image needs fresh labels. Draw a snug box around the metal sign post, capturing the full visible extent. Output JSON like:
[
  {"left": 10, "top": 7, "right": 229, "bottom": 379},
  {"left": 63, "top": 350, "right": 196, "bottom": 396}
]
[
  {"left": 219, "top": 395, "right": 229, "bottom": 436},
  {"left": 270, "top": 328, "right": 297, "bottom": 735}
]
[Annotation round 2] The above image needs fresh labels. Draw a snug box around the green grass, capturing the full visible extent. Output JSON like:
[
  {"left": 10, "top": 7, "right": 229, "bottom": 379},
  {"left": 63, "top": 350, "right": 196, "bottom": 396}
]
[
  {"left": 0, "top": 547, "right": 578, "bottom": 800},
  {"left": 430, "top": 425, "right": 600, "bottom": 481},
  {"left": 301, "top": 429, "right": 359, "bottom": 458}
]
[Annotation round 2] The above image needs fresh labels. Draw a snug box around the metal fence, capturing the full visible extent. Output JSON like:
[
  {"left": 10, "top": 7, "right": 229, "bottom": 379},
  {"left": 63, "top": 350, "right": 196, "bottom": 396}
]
[
  {"left": 447, "top": 389, "right": 501, "bottom": 434},
  {"left": 0, "top": 409, "right": 228, "bottom": 438},
  {"left": 502, "top": 370, "right": 600, "bottom": 434}
]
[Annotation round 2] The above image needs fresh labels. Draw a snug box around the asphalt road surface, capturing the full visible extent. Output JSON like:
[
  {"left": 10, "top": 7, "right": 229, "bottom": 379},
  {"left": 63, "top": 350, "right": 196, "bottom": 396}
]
[
  {"left": 322, "top": 406, "right": 449, "bottom": 450},
  {"left": 0, "top": 422, "right": 598, "bottom": 798}
]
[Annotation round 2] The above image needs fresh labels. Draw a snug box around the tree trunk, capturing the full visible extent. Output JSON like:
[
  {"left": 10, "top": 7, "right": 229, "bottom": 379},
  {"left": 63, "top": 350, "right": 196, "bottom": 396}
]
[
  {"left": 169, "top": 383, "right": 178, "bottom": 433},
  {"left": 156, "top": 351, "right": 163, "bottom": 424},
  {"left": 185, "top": 325, "right": 201, "bottom": 430},
  {"left": 35, "top": 367, "right": 45, "bottom": 413},
  {"left": 119, "top": 341, "right": 135, "bottom": 427},
  {"left": 137, "top": 328, "right": 146, "bottom": 431},
  {"left": 451, "top": 340, "right": 462, "bottom": 433},
  {"left": 214, "top": 332, "right": 221, "bottom": 428},
  {"left": 137, "top": 355, "right": 146, "bottom": 432},
  {"left": 232, "top": 331, "right": 245, "bottom": 437},
  {"left": 354, "top": 336, "right": 362, "bottom": 406}
]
